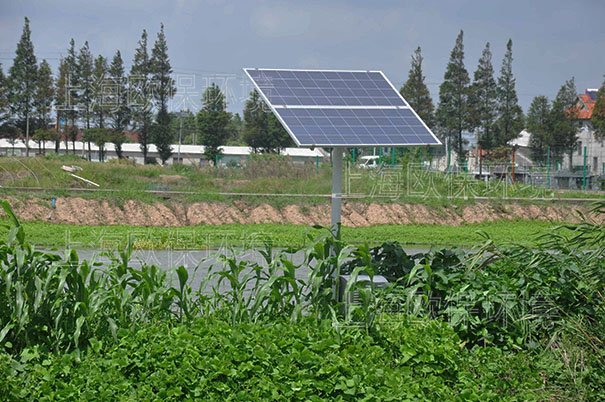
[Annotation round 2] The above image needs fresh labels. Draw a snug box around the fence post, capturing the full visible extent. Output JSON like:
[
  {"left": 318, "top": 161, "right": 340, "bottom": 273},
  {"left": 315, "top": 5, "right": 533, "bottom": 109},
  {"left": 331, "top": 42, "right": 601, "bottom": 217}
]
[
  {"left": 511, "top": 148, "right": 515, "bottom": 185},
  {"left": 546, "top": 146, "right": 551, "bottom": 188},
  {"left": 391, "top": 147, "right": 396, "bottom": 166},
  {"left": 316, "top": 155, "right": 319, "bottom": 168},
  {"left": 352, "top": 147, "right": 356, "bottom": 163},
  {"left": 379, "top": 147, "right": 383, "bottom": 165},
  {"left": 582, "top": 146, "right": 587, "bottom": 191}
]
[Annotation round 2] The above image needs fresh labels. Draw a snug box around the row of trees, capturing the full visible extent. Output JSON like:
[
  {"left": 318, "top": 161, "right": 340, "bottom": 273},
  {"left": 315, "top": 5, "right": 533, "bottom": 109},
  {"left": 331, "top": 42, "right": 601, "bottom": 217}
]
[
  {"left": 398, "top": 30, "right": 603, "bottom": 166},
  {"left": 1, "top": 18, "right": 291, "bottom": 164},
  {"left": 526, "top": 76, "right": 605, "bottom": 166}
]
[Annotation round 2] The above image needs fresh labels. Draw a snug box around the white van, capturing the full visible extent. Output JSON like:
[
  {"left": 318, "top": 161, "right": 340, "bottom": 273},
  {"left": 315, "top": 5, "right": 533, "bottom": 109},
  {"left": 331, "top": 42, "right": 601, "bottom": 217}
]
[{"left": 358, "top": 155, "right": 381, "bottom": 169}]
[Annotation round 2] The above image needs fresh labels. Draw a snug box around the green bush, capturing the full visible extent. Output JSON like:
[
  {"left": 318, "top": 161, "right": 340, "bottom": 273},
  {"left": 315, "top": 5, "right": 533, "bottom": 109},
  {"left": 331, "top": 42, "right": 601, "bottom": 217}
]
[{"left": 1, "top": 316, "right": 546, "bottom": 401}]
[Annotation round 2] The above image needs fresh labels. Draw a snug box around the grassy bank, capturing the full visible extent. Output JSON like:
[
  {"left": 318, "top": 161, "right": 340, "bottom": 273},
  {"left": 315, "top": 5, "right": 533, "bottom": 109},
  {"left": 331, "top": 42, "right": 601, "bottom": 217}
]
[
  {"left": 1, "top": 155, "right": 602, "bottom": 207},
  {"left": 0, "top": 218, "right": 569, "bottom": 249}
]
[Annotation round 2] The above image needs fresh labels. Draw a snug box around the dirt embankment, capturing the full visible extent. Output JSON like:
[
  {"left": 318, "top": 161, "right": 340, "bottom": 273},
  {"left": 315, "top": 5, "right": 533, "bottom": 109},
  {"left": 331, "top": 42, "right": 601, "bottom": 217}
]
[{"left": 2, "top": 196, "right": 601, "bottom": 227}]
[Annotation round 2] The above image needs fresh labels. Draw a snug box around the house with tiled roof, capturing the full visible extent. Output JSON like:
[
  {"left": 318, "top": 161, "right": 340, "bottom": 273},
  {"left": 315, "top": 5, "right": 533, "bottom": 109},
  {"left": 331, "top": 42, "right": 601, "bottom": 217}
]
[{"left": 566, "top": 88, "right": 604, "bottom": 178}]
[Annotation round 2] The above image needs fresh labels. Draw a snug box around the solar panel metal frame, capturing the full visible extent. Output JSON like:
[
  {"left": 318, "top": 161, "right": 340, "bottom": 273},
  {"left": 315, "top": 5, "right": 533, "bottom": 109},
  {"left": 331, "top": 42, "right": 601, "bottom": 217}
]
[{"left": 243, "top": 68, "right": 442, "bottom": 147}]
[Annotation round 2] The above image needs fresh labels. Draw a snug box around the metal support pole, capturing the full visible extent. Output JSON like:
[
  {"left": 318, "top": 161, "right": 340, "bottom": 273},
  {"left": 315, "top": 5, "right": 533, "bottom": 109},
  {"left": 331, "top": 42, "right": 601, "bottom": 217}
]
[
  {"left": 177, "top": 117, "right": 183, "bottom": 164},
  {"left": 25, "top": 112, "right": 30, "bottom": 157},
  {"left": 392, "top": 147, "right": 396, "bottom": 166},
  {"left": 546, "top": 146, "right": 551, "bottom": 188},
  {"left": 315, "top": 155, "right": 319, "bottom": 168},
  {"left": 446, "top": 139, "right": 451, "bottom": 172},
  {"left": 582, "top": 146, "right": 587, "bottom": 191},
  {"left": 378, "top": 147, "right": 383, "bottom": 165},
  {"left": 331, "top": 147, "right": 343, "bottom": 238},
  {"left": 352, "top": 147, "right": 356, "bottom": 163},
  {"left": 511, "top": 148, "right": 516, "bottom": 185}
]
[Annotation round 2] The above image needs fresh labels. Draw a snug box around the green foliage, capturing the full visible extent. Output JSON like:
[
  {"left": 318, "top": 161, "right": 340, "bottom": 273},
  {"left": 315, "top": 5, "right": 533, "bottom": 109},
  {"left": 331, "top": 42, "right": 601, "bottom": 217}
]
[
  {"left": 550, "top": 77, "right": 579, "bottom": 164},
  {"left": 197, "top": 83, "right": 231, "bottom": 163},
  {"left": 0, "top": 316, "right": 549, "bottom": 401},
  {"left": 82, "top": 127, "right": 115, "bottom": 162},
  {"left": 34, "top": 59, "right": 54, "bottom": 130},
  {"left": 243, "top": 90, "right": 293, "bottom": 153},
  {"left": 76, "top": 41, "right": 94, "bottom": 130},
  {"left": 0, "top": 63, "right": 9, "bottom": 125},
  {"left": 152, "top": 107, "right": 173, "bottom": 164},
  {"left": 437, "top": 30, "right": 472, "bottom": 161},
  {"left": 91, "top": 54, "right": 108, "bottom": 128},
  {"left": 494, "top": 39, "right": 524, "bottom": 147},
  {"left": 130, "top": 29, "right": 154, "bottom": 163},
  {"left": 591, "top": 76, "right": 605, "bottom": 140},
  {"left": 150, "top": 23, "right": 175, "bottom": 112},
  {"left": 470, "top": 42, "right": 498, "bottom": 150},
  {"left": 0, "top": 200, "right": 604, "bottom": 399},
  {"left": 400, "top": 46, "right": 435, "bottom": 128},
  {"left": 527, "top": 95, "right": 552, "bottom": 162},
  {"left": 8, "top": 17, "right": 38, "bottom": 133}
]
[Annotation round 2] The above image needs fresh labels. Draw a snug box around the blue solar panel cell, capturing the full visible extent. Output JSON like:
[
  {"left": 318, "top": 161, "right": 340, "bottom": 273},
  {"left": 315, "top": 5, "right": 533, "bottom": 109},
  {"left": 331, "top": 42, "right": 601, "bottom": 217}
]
[
  {"left": 272, "top": 107, "right": 439, "bottom": 146},
  {"left": 245, "top": 69, "right": 406, "bottom": 107}
]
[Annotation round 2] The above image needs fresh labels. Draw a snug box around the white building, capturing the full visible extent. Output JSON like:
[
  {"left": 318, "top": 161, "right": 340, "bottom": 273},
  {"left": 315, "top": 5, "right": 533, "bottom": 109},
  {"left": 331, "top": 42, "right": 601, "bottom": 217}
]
[
  {"left": 566, "top": 89, "right": 605, "bottom": 175},
  {"left": 0, "top": 139, "right": 328, "bottom": 166}
]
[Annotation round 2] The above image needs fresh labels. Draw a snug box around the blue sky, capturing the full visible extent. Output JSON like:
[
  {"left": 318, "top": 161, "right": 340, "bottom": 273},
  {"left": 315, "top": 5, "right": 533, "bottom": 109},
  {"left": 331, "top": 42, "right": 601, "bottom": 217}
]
[{"left": 1, "top": 0, "right": 604, "bottom": 114}]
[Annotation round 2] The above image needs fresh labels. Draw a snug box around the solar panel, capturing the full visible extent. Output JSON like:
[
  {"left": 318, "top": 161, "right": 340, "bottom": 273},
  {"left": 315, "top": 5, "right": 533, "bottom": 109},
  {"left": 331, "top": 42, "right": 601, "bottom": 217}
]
[
  {"left": 245, "top": 69, "right": 405, "bottom": 107},
  {"left": 244, "top": 68, "right": 441, "bottom": 147},
  {"left": 276, "top": 108, "right": 436, "bottom": 146}
]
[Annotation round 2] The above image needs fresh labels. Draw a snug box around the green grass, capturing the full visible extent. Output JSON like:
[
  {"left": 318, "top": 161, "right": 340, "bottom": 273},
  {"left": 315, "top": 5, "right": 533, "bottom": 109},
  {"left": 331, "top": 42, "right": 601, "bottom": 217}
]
[
  {"left": 0, "top": 218, "right": 569, "bottom": 250},
  {"left": 1, "top": 155, "right": 602, "bottom": 208}
]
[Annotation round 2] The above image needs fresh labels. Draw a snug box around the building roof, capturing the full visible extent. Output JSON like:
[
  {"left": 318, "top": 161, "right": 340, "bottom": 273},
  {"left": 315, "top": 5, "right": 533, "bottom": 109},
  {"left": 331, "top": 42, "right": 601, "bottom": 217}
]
[
  {"left": 575, "top": 89, "right": 599, "bottom": 120},
  {"left": 508, "top": 129, "right": 531, "bottom": 148}
]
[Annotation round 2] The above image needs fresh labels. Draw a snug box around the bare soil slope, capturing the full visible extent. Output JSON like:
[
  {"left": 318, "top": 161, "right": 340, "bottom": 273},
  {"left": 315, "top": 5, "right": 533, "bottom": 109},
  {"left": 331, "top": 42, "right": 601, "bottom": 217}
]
[{"left": 3, "top": 197, "right": 601, "bottom": 227}]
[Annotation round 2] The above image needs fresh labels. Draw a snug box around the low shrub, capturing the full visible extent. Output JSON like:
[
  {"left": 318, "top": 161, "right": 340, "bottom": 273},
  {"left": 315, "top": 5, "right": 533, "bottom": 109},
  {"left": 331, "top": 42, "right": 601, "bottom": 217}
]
[{"left": 1, "top": 316, "right": 547, "bottom": 401}]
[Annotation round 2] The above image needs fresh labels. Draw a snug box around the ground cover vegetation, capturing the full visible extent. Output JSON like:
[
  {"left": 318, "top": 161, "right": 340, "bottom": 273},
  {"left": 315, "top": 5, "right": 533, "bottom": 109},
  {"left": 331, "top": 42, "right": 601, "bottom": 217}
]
[
  {"left": 0, "top": 199, "right": 603, "bottom": 400},
  {"left": 1, "top": 154, "right": 601, "bottom": 204},
  {"left": 0, "top": 218, "right": 574, "bottom": 250}
]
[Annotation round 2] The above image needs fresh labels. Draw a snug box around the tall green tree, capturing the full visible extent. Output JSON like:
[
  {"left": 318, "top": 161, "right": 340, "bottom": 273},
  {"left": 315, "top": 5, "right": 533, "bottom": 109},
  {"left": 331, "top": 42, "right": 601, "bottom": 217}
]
[
  {"left": 82, "top": 127, "right": 113, "bottom": 162},
  {"left": 436, "top": 30, "right": 471, "bottom": 162},
  {"left": 494, "top": 39, "right": 524, "bottom": 146},
  {"left": 130, "top": 29, "right": 153, "bottom": 164},
  {"left": 8, "top": 17, "right": 38, "bottom": 154},
  {"left": 470, "top": 42, "right": 498, "bottom": 151},
  {"left": 400, "top": 46, "right": 434, "bottom": 128},
  {"left": 64, "top": 39, "right": 79, "bottom": 130},
  {"left": 591, "top": 76, "right": 605, "bottom": 140},
  {"left": 92, "top": 54, "right": 108, "bottom": 128},
  {"left": 34, "top": 59, "right": 55, "bottom": 152},
  {"left": 108, "top": 50, "right": 129, "bottom": 131},
  {"left": 77, "top": 41, "right": 94, "bottom": 130},
  {"left": 153, "top": 108, "right": 173, "bottom": 164},
  {"left": 550, "top": 77, "right": 579, "bottom": 167},
  {"left": 227, "top": 113, "right": 244, "bottom": 145},
  {"left": 197, "top": 83, "right": 231, "bottom": 164},
  {"left": 150, "top": 23, "right": 175, "bottom": 112},
  {"left": 0, "top": 64, "right": 9, "bottom": 126},
  {"left": 150, "top": 23, "right": 176, "bottom": 163},
  {"left": 243, "top": 90, "right": 292, "bottom": 153},
  {"left": 56, "top": 55, "right": 79, "bottom": 154},
  {"left": 35, "top": 60, "right": 54, "bottom": 128},
  {"left": 108, "top": 50, "right": 130, "bottom": 158},
  {"left": 526, "top": 96, "right": 551, "bottom": 163}
]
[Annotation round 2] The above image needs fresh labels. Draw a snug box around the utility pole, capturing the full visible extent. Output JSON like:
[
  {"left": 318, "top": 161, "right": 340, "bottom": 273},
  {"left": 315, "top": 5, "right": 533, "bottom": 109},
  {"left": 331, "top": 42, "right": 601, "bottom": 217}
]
[
  {"left": 177, "top": 116, "right": 183, "bottom": 163},
  {"left": 25, "top": 111, "right": 30, "bottom": 157}
]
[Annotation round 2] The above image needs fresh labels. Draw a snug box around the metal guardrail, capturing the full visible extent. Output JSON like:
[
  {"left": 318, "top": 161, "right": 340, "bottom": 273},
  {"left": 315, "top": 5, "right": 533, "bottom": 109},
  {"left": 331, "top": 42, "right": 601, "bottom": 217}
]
[{"left": 1, "top": 185, "right": 604, "bottom": 202}]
